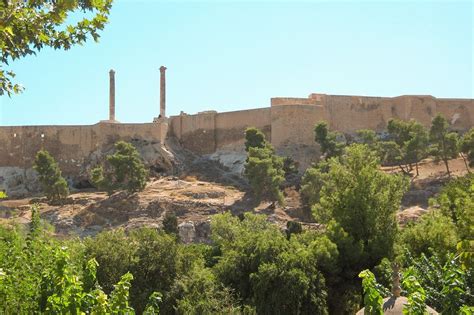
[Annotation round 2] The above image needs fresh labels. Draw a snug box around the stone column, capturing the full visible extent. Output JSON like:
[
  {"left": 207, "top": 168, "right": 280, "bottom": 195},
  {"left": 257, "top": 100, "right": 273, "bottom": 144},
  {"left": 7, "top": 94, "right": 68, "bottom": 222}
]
[
  {"left": 109, "top": 69, "right": 116, "bottom": 121},
  {"left": 159, "top": 66, "right": 167, "bottom": 118}
]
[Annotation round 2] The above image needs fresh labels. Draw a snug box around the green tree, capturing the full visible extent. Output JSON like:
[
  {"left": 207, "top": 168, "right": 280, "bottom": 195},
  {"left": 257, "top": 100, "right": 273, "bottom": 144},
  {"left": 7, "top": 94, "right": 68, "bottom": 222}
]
[
  {"left": 244, "top": 127, "right": 267, "bottom": 151},
  {"left": 244, "top": 129, "right": 285, "bottom": 205},
  {"left": 300, "top": 160, "right": 329, "bottom": 207},
  {"left": 356, "top": 129, "right": 382, "bottom": 157},
  {"left": 404, "top": 122, "right": 429, "bottom": 176},
  {"left": 398, "top": 211, "right": 458, "bottom": 259},
  {"left": 91, "top": 141, "right": 148, "bottom": 194},
  {"left": 312, "top": 144, "right": 409, "bottom": 313},
  {"left": 314, "top": 121, "right": 345, "bottom": 159},
  {"left": 460, "top": 128, "right": 474, "bottom": 170},
  {"left": 0, "top": 0, "right": 112, "bottom": 96},
  {"left": 386, "top": 119, "right": 429, "bottom": 175},
  {"left": 431, "top": 174, "right": 473, "bottom": 233},
  {"left": 313, "top": 145, "right": 408, "bottom": 261},
  {"left": 167, "top": 261, "right": 239, "bottom": 314},
  {"left": 84, "top": 228, "right": 136, "bottom": 294},
  {"left": 429, "top": 114, "right": 459, "bottom": 177},
  {"left": 33, "top": 149, "right": 69, "bottom": 202},
  {"left": 431, "top": 174, "right": 474, "bottom": 268},
  {"left": 211, "top": 213, "right": 331, "bottom": 314}
]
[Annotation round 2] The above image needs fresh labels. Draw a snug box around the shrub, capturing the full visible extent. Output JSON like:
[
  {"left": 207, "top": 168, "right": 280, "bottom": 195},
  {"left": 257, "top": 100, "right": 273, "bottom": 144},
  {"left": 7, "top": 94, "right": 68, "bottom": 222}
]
[
  {"left": 91, "top": 141, "right": 148, "bottom": 194},
  {"left": 398, "top": 211, "right": 458, "bottom": 259},
  {"left": 162, "top": 211, "right": 179, "bottom": 236}
]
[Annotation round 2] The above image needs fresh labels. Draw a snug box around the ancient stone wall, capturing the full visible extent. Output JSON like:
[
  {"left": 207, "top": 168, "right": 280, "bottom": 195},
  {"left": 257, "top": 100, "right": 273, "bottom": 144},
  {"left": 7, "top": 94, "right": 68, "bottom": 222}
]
[
  {"left": 0, "top": 93, "right": 472, "bottom": 192},
  {"left": 0, "top": 122, "right": 163, "bottom": 176},
  {"left": 275, "top": 94, "right": 474, "bottom": 134},
  {"left": 168, "top": 108, "right": 271, "bottom": 154}
]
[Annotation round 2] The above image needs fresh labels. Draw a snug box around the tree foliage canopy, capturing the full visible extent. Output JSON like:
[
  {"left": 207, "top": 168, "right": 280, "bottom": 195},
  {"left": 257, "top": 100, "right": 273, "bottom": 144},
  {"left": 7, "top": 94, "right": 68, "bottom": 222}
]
[
  {"left": 0, "top": 0, "right": 113, "bottom": 96},
  {"left": 91, "top": 141, "right": 148, "bottom": 194},
  {"left": 313, "top": 145, "right": 408, "bottom": 263}
]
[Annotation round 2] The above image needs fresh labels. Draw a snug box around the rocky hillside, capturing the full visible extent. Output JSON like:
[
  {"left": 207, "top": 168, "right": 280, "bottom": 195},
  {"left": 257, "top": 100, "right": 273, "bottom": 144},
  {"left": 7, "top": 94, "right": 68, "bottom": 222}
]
[{"left": 0, "top": 151, "right": 471, "bottom": 242}]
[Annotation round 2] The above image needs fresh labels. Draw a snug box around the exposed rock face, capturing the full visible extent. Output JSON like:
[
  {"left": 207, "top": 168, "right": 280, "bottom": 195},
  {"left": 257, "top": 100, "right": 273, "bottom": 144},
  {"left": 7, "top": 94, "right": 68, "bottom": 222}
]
[
  {"left": 0, "top": 167, "right": 39, "bottom": 197},
  {"left": 208, "top": 149, "right": 246, "bottom": 175},
  {"left": 1, "top": 140, "right": 177, "bottom": 197},
  {"left": 178, "top": 220, "right": 211, "bottom": 244}
]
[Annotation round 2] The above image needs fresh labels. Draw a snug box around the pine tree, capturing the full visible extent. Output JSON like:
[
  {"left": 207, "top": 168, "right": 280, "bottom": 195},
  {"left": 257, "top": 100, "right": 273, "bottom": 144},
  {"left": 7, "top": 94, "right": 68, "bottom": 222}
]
[
  {"left": 244, "top": 129, "right": 285, "bottom": 205},
  {"left": 33, "top": 150, "right": 69, "bottom": 203}
]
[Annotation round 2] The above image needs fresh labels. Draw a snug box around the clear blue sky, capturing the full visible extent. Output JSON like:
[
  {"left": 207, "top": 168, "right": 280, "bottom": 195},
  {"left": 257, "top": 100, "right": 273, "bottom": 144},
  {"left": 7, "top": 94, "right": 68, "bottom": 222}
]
[{"left": 0, "top": 0, "right": 472, "bottom": 126}]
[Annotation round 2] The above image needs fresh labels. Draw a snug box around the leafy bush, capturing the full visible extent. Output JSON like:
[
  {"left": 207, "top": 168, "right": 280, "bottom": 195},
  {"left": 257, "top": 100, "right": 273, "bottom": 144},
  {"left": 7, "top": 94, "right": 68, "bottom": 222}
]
[
  {"left": 359, "top": 270, "right": 383, "bottom": 315},
  {"left": 91, "top": 141, "right": 148, "bottom": 194},
  {"left": 167, "top": 261, "right": 239, "bottom": 314},
  {"left": 401, "top": 252, "right": 473, "bottom": 313},
  {"left": 398, "top": 211, "right": 458, "bottom": 259},
  {"left": 85, "top": 227, "right": 179, "bottom": 313},
  {"left": 33, "top": 150, "right": 69, "bottom": 202},
  {"left": 211, "top": 213, "right": 332, "bottom": 314},
  {"left": 0, "top": 211, "right": 158, "bottom": 314},
  {"left": 162, "top": 211, "right": 179, "bottom": 236}
]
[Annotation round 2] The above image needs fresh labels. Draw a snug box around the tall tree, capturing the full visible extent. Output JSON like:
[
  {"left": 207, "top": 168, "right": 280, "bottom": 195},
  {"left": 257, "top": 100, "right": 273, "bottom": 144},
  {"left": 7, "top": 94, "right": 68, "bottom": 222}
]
[
  {"left": 33, "top": 149, "right": 69, "bottom": 202},
  {"left": 312, "top": 144, "right": 409, "bottom": 313},
  {"left": 244, "top": 128, "right": 285, "bottom": 205},
  {"left": 429, "top": 114, "right": 459, "bottom": 177},
  {"left": 405, "top": 122, "right": 429, "bottom": 176},
  {"left": 0, "top": 0, "right": 113, "bottom": 96},
  {"left": 244, "top": 144, "right": 285, "bottom": 206}
]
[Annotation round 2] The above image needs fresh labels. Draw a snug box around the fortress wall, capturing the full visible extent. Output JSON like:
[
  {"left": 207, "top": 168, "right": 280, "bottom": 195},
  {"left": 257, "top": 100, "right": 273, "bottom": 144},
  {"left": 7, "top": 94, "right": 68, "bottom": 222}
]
[
  {"left": 270, "top": 105, "right": 327, "bottom": 170},
  {"left": 169, "top": 112, "right": 217, "bottom": 154},
  {"left": 435, "top": 98, "right": 473, "bottom": 130},
  {"left": 169, "top": 108, "right": 271, "bottom": 154},
  {"left": 0, "top": 123, "right": 162, "bottom": 175},
  {"left": 271, "top": 97, "right": 319, "bottom": 106},
  {"left": 324, "top": 95, "right": 396, "bottom": 132},
  {"left": 271, "top": 105, "right": 328, "bottom": 147},
  {"left": 215, "top": 108, "right": 271, "bottom": 149},
  {"left": 324, "top": 95, "right": 474, "bottom": 133}
]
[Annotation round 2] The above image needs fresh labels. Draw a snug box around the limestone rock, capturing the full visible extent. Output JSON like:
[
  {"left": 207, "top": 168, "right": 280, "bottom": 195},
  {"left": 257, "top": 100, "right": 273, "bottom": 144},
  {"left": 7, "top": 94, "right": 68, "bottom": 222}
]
[
  {"left": 0, "top": 167, "right": 39, "bottom": 197},
  {"left": 178, "top": 220, "right": 211, "bottom": 244}
]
